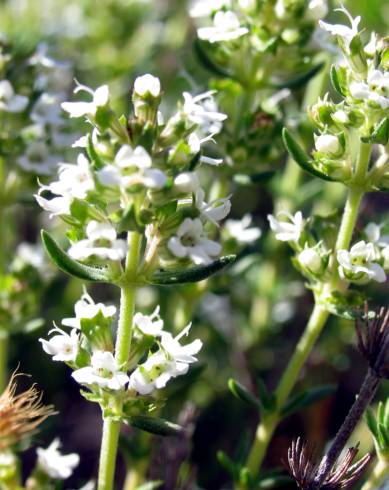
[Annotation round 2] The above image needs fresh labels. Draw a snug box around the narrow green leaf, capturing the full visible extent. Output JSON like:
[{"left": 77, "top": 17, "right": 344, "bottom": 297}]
[
  {"left": 330, "top": 65, "right": 347, "bottom": 96},
  {"left": 217, "top": 451, "right": 239, "bottom": 481},
  {"left": 257, "top": 378, "right": 275, "bottom": 412},
  {"left": 384, "top": 400, "right": 389, "bottom": 427},
  {"left": 365, "top": 408, "right": 379, "bottom": 439},
  {"left": 282, "top": 128, "right": 338, "bottom": 182},
  {"left": 41, "top": 230, "right": 113, "bottom": 282},
  {"left": 270, "top": 62, "right": 324, "bottom": 90},
  {"left": 86, "top": 133, "right": 105, "bottom": 170},
  {"left": 149, "top": 255, "right": 236, "bottom": 285},
  {"left": 377, "top": 423, "right": 389, "bottom": 451},
  {"left": 362, "top": 118, "right": 389, "bottom": 145},
  {"left": 194, "top": 39, "right": 232, "bottom": 78},
  {"left": 228, "top": 379, "right": 262, "bottom": 410},
  {"left": 126, "top": 415, "right": 182, "bottom": 436},
  {"left": 281, "top": 385, "right": 336, "bottom": 418}
]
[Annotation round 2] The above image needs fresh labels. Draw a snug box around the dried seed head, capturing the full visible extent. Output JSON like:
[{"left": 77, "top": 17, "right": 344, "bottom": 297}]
[
  {"left": 0, "top": 371, "right": 56, "bottom": 450},
  {"left": 285, "top": 439, "right": 371, "bottom": 489},
  {"left": 356, "top": 305, "right": 389, "bottom": 378}
]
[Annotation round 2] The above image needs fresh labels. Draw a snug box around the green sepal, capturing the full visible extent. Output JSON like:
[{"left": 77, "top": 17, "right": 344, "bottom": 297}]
[
  {"left": 330, "top": 64, "right": 348, "bottom": 96},
  {"left": 79, "top": 390, "right": 103, "bottom": 404},
  {"left": 362, "top": 118, "right": 389, "bottom": 145},
  {"left": 125, "top": 415, "right": 182, "bottom": 436},
  {"left": 281, "top": 384, "right": 336, "bottom": 418},
  {"left": 194, "top": 39, "right": 232, "bottom": 79},
  {"left": 233, "top": 171, "right": 275, "bottom": 186},
  {"left": 270, "top": 62, "right": 324, "bottom": 90},
  {"left": 86, "top": 133, "right": 105, "bottom": 170},
  {"left": 149, "top": 255, "right": 236, "bottom": 285},
  {"left": 228, "top": 378, "right": 262, "bottom": 410},
  {"left": 282, "top": 128, "right": 339, "bottom": 182},
  {"left": 41, "top": 230, "right": 113, "bottom": 283}
]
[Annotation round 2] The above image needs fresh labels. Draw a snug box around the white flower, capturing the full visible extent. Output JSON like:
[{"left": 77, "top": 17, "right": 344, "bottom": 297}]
[
  {"left": 35, "top": 194, "right": 71, "bottom": 217},
  {"left": 17, "top": 141, "right": 61, "bottom": 176},
  {"left": 61, "top": 82, "right": 109, "bottom": 118},
  {"left": 314, "top": 134, "right": 342, "bottom": 155},
  {"left": 349, "top": 69, "right": 389, "bottom": 109},
  {"left": 268, "top": 211, "right": 304, "bottom": 242},
  {"left": 133, "top": 74, "right": 161, "bottom": 98},
  {"left": 298, "top": 247, "right": 322, "bottom": 273},
  {"left": 337, "top": 241, "right": 386, "bottom": 283},
  {"left": 39, "top": 326, "right": 79, "bottom": 362},
  {"left": 188, "top": 133, "right": 223, "bottom": 166},
  {"left": 31, "top": 93, "right": 64, "bottom": 127},
  {"left": 225, "top": 214, "right": 262, "bottom": 244},
  {"left": 189, "top": 0, "right": 231, "bottom": 18},
  {"left": 68, "top": 221, "right": 127, "bottom": 261},
  {"left": 62, "top": 291, "right": 116, "bottom": 329},
  {"left": 182, "top": 91, "right": 227, "bottom": 135},
  {"left": 198, "top": 11, "right": 249, "bottom": 43},
  {"left": 174, "top": 172, "right": 200, "bottom": 194},
  {"left": 168, "top": 218, "right": 222, "bottom": 265},
  {"left": 133, "top": 306, "right": 164, "bottom": 337},
  {"left": 195, "top": 187, "right": 231, "bottom": 225},
  {"left": 365, "top": 223, "right": 389, "bottom": 248},
  {"left": 37, "top": 439, "right": 79, "bottom": 480},
  {"left": 115, "top": 145, "right": 152, "bottom": 169},
  {"left": 319, "top": 7, "right": 360, "bottom": 48},
  {"left": 128, "top": 324, "right": 202, "bottom": 395},
  {"left": 72, "top": 351, "right": 129, "bottom": 390},
  {"left": 305, "top": 0, "right": 328, "bottom": 21},
  {"left": 0, "top": 80, "right": 28, "bottom": 113}
]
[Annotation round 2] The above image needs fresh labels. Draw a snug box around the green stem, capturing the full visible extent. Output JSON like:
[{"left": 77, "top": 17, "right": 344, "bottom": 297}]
[
  {"left": 97, "top": 232, "right": 142, "bottom": 490},
  {"left": 242, "top": 142, "right": 371, "bottom": 485},
  {"left": 0, "top": 331, "right": 8, "bottom": 391},
  {"left": 361, "top": 456, "right": 389, "bottom": 490}
]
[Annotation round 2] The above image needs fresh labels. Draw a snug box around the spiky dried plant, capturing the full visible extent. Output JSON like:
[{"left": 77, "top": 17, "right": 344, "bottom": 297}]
[
  {"left": 285, "top": 438, "right": 371, "bottom": 489},
  {"left": 0, "top": 371, "right": 56, "bottom": 450}
]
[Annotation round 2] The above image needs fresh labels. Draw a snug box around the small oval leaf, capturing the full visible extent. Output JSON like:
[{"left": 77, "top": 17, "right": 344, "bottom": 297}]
[
  {"left": 127, "top": 415, "right": 182, "bottom": 436},
  {"left": 330, "top": 64, "right": 347, "bottom": 96},
  {"left": 149, "top": 255, "right": 236, "bottom": 285},
  {"left": 282, "top": 128, "right": 339, "bottom": 182},
  {"left": 41, "top": 230, "right": 113, "bottom": 283}
]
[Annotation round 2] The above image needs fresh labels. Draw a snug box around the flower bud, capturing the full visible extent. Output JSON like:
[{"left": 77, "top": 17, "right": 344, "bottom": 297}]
[
  {"left": 305, "top": 0, "right": 328, "bottom": 21},
  {"left": 174, "top": 172, "right": 200, "bottom": 194},
  {"left": 331, "top": 110, "right": 349, "bottom": 125},
  {"left": 298, "top": 247, "right": 322, "bottom": 274},
  {"left": 314, "top": 134, "right": 342, "bottom": 155},
  {"left": 132, "top": 74, "right": 161, "bottom": 124}
]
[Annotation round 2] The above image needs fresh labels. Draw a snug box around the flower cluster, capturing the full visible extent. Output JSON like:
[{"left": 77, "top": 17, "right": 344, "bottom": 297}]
[
  {"left": 36, "top": 74, "right": 230, "bottom": 269},
  {"left": 39, "top": 290, "right": 202, "bottom": 416},
  {"left": 306, "top": 8, "right": 389, "bottom": 186},
  {"left": 268, "top": 212, "right": 389, "bottom": 287}
]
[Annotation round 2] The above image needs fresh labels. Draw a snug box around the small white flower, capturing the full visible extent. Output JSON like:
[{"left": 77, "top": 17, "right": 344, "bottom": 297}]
[
  {"left": 314, "top": 134, "right": 342, "bottom": 155},
  {"left": 168, "top": 218, "right": 222, "bottom": 265},
  {"left": 35, "top": 194, "right": 71, "bottom": 217},
  {"left": 305, "top": 0, "right": 328, "bottom": 21},
  {"left": 189, "top": 0, "right": 231, "bottom": 18},
  {"left": 133, "top": 74, "right": 161, "bottom": 98},
  {"left": 128, "top": 324, "right": 202, "bottom": 395},
  {"left": 0, "top": 80, "right": 28, "bottom": 113},
  {"left": 39, "top": 326, "right": 79, "bottom": 362},
  {"left": 337, "top": 240, "right": 386, "bottom": 283},
  {"left": 61, "top": 82, "right": 109, "bottom": 118},
  {"left": 225, "top": 214, "right": 262, "bottom": 244},
  {"left": 188, "top": 133, "right": 223, "bottom": 166},
  {"left": 174, "top": 172, "right": 200, "bottom": 194},
  {"left": 195, "top": 187, "right": 231, "bottom": 225},
  {"left": 182, "top": 91, "right": 227, "bottom": 135},
  {"left": 349, "top": 69, "right": 389, "bottom": 110},
  {"left": 133, "top": 306, "right": 164, "bottom": 337},
  {"left": 72, "top": 351, "right": 129, "bottom": 390},
  {"left": 198, "top": 10, "right": 249, "bottom": 43},
  {"left": 31, "top": 93, "right": 64, "bottom": 127},
  {"left": 37, "top": 439, "right": 79, "bottom": 480},
  {"left": 17, "top": 141, "right": 61, "bottom": 176},
  {"left": 68, "top": 221, "right": 127, "bottom": 262},
  {"left": 298, "top": 247, "right": 322, "bottom": 274},
  {"left": 62, "top": 291, "right": 116, "bottom": 329},
  {"left": 115, "top": 145, "right": 152, "bottom": 169},
  {"left": 319, "top": 7, "right": 361, "bottom": 48},
  {"left": 268, "top": 211, "right": 304, "bottom": 242}
]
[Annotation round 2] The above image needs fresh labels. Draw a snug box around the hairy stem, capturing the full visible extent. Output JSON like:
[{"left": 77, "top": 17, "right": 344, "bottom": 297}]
[
  {"left": 242, "top": 141, "right": 371, "bottom": 485},
  {"left": 98, "top": 232, "right": 142, "bottom": 490}
]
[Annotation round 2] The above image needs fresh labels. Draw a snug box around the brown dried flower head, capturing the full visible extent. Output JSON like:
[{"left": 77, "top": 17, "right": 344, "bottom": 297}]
[
  {"left": 356, "top": 305, "right": 389, "bottom": 378},
  {"left": 285, "top": 438, "right": 371, "bottom": 489},
  {"left": 0, "top": 371, "right": 56, "bottom": 450}
]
